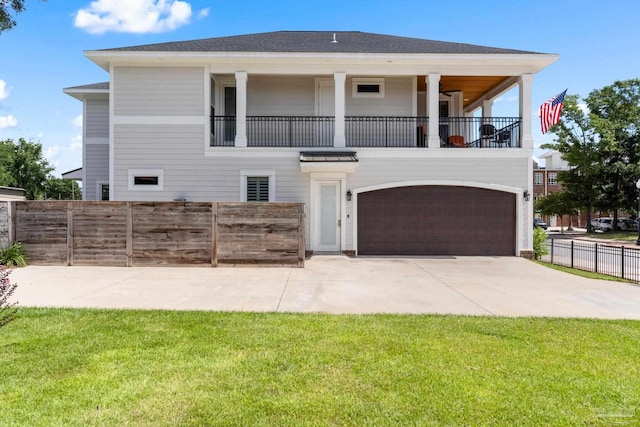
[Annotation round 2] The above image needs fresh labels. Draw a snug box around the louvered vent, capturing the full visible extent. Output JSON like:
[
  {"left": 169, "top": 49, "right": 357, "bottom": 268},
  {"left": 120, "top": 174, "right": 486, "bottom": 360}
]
[{"left": 247, "top": 177, "right": 269, "bottom": 202}]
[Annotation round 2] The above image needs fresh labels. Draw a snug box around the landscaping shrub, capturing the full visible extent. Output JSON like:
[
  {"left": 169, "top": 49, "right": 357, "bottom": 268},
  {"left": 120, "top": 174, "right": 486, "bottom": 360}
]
[
  {"left": 533, "top": 227, "right": 549, "bottom": 260},
  {"left": 0, "top": 266, "right": 18, "bottom": 328},
  {"left": 0, "top": 242, "right": 27, "bottom": 267}
]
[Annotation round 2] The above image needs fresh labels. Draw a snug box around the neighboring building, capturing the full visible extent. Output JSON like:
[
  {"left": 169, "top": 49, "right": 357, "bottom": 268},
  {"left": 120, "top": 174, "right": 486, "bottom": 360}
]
[
  {"left": 533, "top": 150, "right": 586, "bottom": 227},
  {"left": 64, "top": 31, "right": 557, "bottom": 256},
  {"left": 0, "top": 186, "right": 26, "bottom": 201}
]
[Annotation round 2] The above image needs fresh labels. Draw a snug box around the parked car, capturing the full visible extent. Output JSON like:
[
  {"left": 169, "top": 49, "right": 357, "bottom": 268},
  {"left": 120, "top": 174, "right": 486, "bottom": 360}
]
[
  {"left": 590, "top": 217, "right": 636, "bottom": 232},
  {"left": 533, "top": 218, "right": 547, "bottom": 230}
]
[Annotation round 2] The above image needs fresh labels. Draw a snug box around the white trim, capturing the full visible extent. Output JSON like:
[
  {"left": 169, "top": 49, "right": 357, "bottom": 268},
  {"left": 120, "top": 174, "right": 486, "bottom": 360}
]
[
  {"left": 109, "top": 63, "right": 115, "bottom": 200},
  {"left": 204, "top": 65, "right": 211, "bottom": 150},
  {"left": 82, "top": 100, "right": 88, "bottom": 200},
  {"left": 351, "top": 180, "right": 523, "bottom": 256},
  {"left": 240, "top": 170, "right": 275, "bottom": 202},
  {"left": 300, "top": 162, "right": 358, "bottom": 173},
  {"left": 128, "top": 169, "right": 164, "bottom": 191},
  {"left": 352, "top": 77, "right": 385, "bottom": 98},
  {"left": 205, "top": 146, "right": 532, "bottom": 159}
]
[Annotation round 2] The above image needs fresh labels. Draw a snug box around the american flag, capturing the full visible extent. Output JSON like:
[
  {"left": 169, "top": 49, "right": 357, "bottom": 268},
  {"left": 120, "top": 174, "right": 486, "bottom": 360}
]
[{"left": 540, "top": 89, "right": 567, "bottom": 134}]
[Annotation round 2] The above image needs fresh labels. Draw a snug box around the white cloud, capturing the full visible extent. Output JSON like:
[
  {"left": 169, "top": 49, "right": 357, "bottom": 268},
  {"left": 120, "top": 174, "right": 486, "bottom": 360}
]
[
  {"left": 46, "top": 144, "right": 61, "bottom": 160},
  {"left": 74, "top": 0, "right": 192, "bottom": 34},
  {"left": 70, "top": 135, "right": 83, "bottom": 151},
  {"left": 73, "top": 114, "right": 83, "bottom": 127},
  {"left": 197, "top": 7, "right": 209, "bottom": 19},
  {"left": 0, "top": 115, "right": 18, "bottom": 129},
  {"left": 0, "top": 79, "right": 11, "bottom": 100},
  {"left": 578, "top": 103, "right": 589, "bottom": 114}
]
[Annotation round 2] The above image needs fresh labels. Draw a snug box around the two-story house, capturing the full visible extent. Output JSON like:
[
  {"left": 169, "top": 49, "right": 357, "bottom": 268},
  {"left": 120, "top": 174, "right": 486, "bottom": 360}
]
[{"left": 64, "top": 31, "right": 557, "bottom": 257}]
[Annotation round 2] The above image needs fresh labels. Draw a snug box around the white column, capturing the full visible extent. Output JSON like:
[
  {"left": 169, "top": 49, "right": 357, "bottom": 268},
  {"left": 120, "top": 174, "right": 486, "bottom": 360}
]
[
  {"left": 426, "top": 73, "right": 440, "bottom": 148},
  {"left": 333, "top": 72, "right": 346, "bottom": 147},
  {"left": 481, "top": 99, "right": 493, "bottom": 118},
  {"left": 519, "top": 73, "right": 534, "bottom": 149},
  {"left": 234, "top": 71, "right": 248, "bottom": 147}
]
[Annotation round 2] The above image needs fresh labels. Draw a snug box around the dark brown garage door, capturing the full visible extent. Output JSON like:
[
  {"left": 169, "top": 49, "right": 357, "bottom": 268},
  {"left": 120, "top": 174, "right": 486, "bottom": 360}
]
[{"left": 357, "top": 186, "right": 516, "bottom": 256}]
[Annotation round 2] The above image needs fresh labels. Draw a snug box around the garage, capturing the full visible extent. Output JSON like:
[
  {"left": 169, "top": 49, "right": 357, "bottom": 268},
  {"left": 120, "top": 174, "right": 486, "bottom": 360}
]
[{"left": 357, "top": 185, "right": 516, "bottom": 256}]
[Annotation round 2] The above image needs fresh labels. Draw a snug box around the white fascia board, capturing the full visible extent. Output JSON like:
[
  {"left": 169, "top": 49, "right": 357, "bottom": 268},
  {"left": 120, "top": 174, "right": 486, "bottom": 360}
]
[
  {"left": 86, "top": 50, "right": 559, "bottom": 75},
  {"left": 63, "top": 88, "right": 109, "bottom": 101}
]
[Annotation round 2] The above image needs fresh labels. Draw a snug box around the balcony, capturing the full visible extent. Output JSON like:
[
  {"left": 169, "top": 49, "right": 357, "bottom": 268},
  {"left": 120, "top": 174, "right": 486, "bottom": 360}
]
[{"left": 211, "top": 116, "right": 521, "bottom": 148}]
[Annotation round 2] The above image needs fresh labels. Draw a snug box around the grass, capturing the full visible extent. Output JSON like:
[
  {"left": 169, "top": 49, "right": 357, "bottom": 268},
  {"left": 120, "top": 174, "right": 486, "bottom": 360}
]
[
  {"left": 1, "top": 309, "right": 640, "bottom": 426},
  {"left": 534, "top": 260, "right": 638, "bottom": 284},
  {"left": 585, "top": 231, "right": 639, "bottom": 242}
]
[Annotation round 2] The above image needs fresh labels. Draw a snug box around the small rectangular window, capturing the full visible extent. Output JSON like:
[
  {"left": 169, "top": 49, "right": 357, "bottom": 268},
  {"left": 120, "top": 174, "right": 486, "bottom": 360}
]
[
  {"left": 352, "top": 78, "right": 384, "bottom": 98},
  {"left": 548, "top": 172, "right": 558, "bottom": 185},
  {"left": 100, "top": 184, "right": 109, "bottom": 201},
  {"left": 356, "top": 84, "right": 380, "bottom": 93},
  {"left": 134, "top": 176, "right": 159, "bottom": 186},
  {"left": 247, "top": 177, "right": 269, "bottom": 202}
]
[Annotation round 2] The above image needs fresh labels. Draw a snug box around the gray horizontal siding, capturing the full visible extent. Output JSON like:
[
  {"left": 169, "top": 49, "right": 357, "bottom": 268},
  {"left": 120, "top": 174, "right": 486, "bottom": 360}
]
[
  {"left": 114, "top": 66, "right": 204, "bottom": 116},
  {"left": 85, "top": 144, "right": 109, "bottom": 201},
  {"left": 346, "top": 77, "right": 413, "bottom": 116},
  {"left": 86, "top": 99, "right": 109, "bottom": 138},
  {"left": 247, "top": 76, "right": 315, "bottom": 116}
]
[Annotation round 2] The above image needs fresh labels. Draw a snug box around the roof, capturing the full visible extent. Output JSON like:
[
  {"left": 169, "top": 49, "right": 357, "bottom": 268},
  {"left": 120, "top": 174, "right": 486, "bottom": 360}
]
[
  {"left": 64, "top": 82, "right": 109, "bottom": 91},
  {"left": 299, "top": 151, "right": 358, "bottom": 162},
  {"left": 97, "top": 31, "right": 541, "bottom": 55}
]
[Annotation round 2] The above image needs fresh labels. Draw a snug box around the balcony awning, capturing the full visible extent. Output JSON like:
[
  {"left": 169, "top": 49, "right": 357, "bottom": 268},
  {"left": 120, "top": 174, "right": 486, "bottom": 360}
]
[{"left": 299, "top": 151, "right": 358, "bottom": 173}]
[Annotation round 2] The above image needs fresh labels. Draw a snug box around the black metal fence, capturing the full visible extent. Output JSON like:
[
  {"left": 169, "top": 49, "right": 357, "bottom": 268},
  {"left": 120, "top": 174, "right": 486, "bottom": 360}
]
[
  {"left": 440, "top": 117, "right": 521, "bottom": 148},
  {"left": 211, "top": 115, "right": 522, "bottom": 149},
  {"left": 542, "top": 239, "right": 640, "bottom": 283},
  {"left": 346, "top": 116, "right": 429, "bottom": 147}
]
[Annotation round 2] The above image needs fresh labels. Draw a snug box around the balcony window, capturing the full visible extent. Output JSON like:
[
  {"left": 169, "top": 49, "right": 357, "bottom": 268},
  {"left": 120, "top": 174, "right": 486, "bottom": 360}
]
[{"left": 352, "top": 78, "right": 384, "bottom": 98}]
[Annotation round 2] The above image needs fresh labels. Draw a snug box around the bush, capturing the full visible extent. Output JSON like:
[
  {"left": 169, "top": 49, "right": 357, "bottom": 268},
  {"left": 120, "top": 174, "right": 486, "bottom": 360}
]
[
  {"left": 0, "top": 266, "right": 18, "bottom": 328},
  {"left": 533, "top": 227, "right": 549, "bottom": 260},
  {"left": 0, "top": 242, "right": 27, "bottom": 267}
]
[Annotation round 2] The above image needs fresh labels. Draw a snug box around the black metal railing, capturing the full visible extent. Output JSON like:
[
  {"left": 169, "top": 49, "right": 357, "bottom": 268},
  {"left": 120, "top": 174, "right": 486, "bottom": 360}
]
[
  {"left": 247, "top": 116, "right": 334, "bottom": 147},
  {"left": 211, "top": 115, "right": 522, "bottom": 148},
  {"left": 211, "top": 116, "right": 236, "bottom": 147},
  {"left": 542, "top": 239, "right": 640, "bottom": 283},
  {"left": 346, "top": 116, "right": 429, "bottom": 148},
  {"left": 439, "top": 117, "right": 521, "bottom": 148}
]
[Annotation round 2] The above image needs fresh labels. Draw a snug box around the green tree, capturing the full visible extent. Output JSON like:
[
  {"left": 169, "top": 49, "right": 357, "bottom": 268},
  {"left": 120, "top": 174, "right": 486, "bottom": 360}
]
[
  {"left": 0, "top": 138, "right": 54, "bottom": 199},
  {"left": 541, "top": 95, "right": 600, "bottom": 231},
  {"left": 535, "top": 191, "right": 578, "bottom": 234},
  {"left": 44, "top": 177, "right": 81, "bottom": 200},
  {"left": 586, "top": 79, "right": 640, "bottom": 223},
  {"left": 0, "top": 1, "right": 46, "bottom": 34}
]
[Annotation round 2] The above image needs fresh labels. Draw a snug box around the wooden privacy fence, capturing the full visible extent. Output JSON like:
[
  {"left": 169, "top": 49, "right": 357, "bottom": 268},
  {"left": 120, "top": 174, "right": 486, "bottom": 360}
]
[{"left": 10, "top": 201, "right": 305, "bottom": 267}]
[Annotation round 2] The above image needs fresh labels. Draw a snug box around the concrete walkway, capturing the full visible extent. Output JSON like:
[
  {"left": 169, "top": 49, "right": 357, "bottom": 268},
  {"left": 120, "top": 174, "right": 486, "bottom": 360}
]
[{"left": 9, "top": 256, "right": 640, "bottom": 319}]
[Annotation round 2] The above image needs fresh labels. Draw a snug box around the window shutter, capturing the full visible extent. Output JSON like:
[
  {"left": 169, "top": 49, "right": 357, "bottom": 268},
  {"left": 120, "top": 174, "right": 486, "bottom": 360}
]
[{"left": 247, "top": 177, "right": 269, "bottom": 202}]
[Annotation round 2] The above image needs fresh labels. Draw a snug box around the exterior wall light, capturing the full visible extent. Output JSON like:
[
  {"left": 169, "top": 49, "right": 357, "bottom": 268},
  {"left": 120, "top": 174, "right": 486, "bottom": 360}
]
[
  {"left": 346, "top": 190, "right": 352, "bottom": 201},
  {"left": 523, "top": 190, "right": 530, "bottom": 201}
]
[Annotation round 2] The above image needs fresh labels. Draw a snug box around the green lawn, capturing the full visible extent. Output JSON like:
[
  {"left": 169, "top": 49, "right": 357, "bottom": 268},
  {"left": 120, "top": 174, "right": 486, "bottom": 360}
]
[
  {"left": 2, "top": 309, "right": 640, "bottom": 426},
  {"left": 586, "top": 231, "right": 639, "bottom": 242}
]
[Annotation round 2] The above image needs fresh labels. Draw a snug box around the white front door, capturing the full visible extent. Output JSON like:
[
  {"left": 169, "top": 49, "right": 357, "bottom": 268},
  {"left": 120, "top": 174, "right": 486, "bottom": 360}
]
[
  {"left": 317, "top": 79, "right": 335, "bottom": 116},
  {"left": 315, "top": 181, "right": 341, "bottom": 252}
]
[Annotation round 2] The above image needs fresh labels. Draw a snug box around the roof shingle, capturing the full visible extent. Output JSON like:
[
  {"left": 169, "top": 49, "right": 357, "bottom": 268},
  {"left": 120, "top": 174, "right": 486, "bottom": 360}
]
[{"left": 98, "top": 31, "right": 540, "bottom": 55}]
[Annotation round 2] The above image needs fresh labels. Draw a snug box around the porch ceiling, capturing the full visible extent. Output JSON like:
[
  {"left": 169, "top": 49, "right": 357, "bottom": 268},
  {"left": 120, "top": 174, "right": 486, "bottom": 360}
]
[{"left": 417, "top": 76, "right": 512, "bottom": 109}]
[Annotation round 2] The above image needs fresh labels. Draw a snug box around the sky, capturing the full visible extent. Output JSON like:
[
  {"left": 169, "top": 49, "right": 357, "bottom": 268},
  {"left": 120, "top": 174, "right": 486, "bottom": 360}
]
[{"left": 1, "top": 0, "right": 639, "bottom": 176}]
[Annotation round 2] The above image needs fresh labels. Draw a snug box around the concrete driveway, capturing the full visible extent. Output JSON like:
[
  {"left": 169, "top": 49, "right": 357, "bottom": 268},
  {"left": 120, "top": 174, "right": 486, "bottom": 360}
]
[{"left": 9, "top": 256, "right": 640, "bottom": 319}]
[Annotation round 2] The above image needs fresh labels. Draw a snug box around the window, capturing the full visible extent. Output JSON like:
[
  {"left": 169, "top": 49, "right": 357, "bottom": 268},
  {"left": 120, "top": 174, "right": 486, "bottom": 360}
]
[
  {"left": 128, "top": 169, "right": 164, "bottom": 191},
  {"left": 352, "top": 78, "right": 385, "bottom": 98},
  {"left": 100, "top": 184, "right": 109, "bottom": 201},
  {"left": 247, "top": 177, "right": 269, "bottom": 202},
  {"left": 548, "top": 172, "right": 558, "bottom": 185},
  {"left": 534, "top": 172, "right": 543, "bottom": 185},
  {"left": 241, "top": 170, "right": 275, "bottom": 202},
  {"left": 134, "top": 176, "right": 159, "bottom": 186}
]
